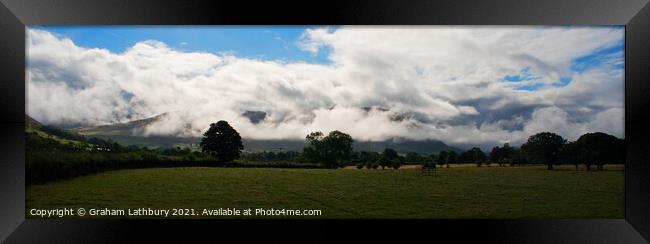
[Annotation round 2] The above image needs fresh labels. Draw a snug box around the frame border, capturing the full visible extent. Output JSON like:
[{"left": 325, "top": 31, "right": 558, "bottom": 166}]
[{"left": 1, "top": 0, "right": 649, "bottom": 242}]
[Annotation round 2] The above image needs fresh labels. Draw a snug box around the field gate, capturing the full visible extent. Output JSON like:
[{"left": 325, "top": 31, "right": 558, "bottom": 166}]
[{"left": 419, "top": 164, "right": 436, "bottom": 176}]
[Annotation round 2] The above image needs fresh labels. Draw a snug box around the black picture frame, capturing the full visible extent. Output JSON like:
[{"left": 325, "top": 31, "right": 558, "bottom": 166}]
[{"left": 1, "top": 0, "right": 649, "bottom": 242}]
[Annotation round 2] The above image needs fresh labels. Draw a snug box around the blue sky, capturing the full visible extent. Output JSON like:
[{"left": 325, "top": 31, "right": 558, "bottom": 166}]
[
  {"left": 571, "top": 42, "right": 624, "bottom": 72},
  {"left": 31, "top": 26, "right": 332, "bottom": 64},
  {"left": 504, "top": 38, "right": 624, "bottom": 91}
]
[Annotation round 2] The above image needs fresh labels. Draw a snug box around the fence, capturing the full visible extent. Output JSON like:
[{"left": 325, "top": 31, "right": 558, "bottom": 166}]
[{"left": 419, "top": 164, "right": 436, "bottom": 176}]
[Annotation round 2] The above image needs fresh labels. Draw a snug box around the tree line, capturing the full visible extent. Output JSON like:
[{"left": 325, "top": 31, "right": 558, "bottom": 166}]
[
  {"left": 199, "top": 121, "right": 625, "bottom": 171},
  {"left": 372, "top": 132, "right": 624, "bottom": 171}
]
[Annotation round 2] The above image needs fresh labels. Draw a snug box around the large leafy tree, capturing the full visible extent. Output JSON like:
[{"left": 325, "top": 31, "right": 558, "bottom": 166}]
[
  {"left": 383, "top": 148, "right": 399, "bottom": 159},
  {"left": 521, "top": 132, "right": 566, "bottom": 170},
  {"left": 302, "top": 132, "right": 326, "bottom": 165},
  {"left": 302, "top": 130, "right": 354, "bottom": 168},
  {"left": 558, "top": 141, "right": 581, "bottom": 170},
  {"left": 575, "top": 132, "right": 624, "bottom": 170},
  {"left": 200, "top": 121, "right": 244, "bottom": 163},
  {"left": 380, "top": 148, "right": 400, "bottom": 169}
]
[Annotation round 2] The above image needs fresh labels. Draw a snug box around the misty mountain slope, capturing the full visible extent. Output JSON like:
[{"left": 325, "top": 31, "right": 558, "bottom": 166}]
[
  {"left": 72, "top": 113, "right": 169, "bottom": 136},
  {"left": 26, "top": 114, "right": 94, "bottom": 147},
  {"left": 26, "top": 114, "right": 43, "bottom": 130},
  {"left": 59, "top": 113, "right": 461, "bottom": 154},
  {"left": 72, "top": 113, "right": 198, "bottom": 148}
]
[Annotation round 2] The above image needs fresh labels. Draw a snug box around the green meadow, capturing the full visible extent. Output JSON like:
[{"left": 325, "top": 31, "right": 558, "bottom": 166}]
[{"left": 26, "top": 165, "right": 623, "bottom": 219}]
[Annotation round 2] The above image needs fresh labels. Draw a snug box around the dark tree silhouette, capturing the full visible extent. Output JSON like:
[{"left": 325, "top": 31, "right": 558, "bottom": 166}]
[
  {"left": 490, "top": 143, "right": 514, "bottom": 167},
  {"left": 509, "top": 148, "right": 528, "bottom": 166},
  {"left": 200, "top": 121, "right": 244, "bottom": 163},
  {"left": 521, "top": 132, "right": 566, "bottom": 170},
  {"left": 466, "top": 147, "right": 487, "bottom": 167},
  {"left": 380, "top": 148, "right": 400, "bottom": 169},
  {"left": 575, "top": 132, "right": 624, "bottom": 170},
  {"left": 405, "top": 152, "right": 420, "bottom": 162},
  {"left": 558, "top": 141, "right": 581, "bottom": 170},
  {"left": 458, "top": 148, "right": 485, "bottom": 166},
  {"left": 393, "top": 156, "right": 404, "bottom": 169},
  {"left": 500, "top": 143, "right": 514, "bottom": 166},
  {"left": 383, "top": 148, "right": 399, "bottom": 160},
  {"left": 302, "top": 130, "right": 354, "bottom": 168},
  {"left": 490, "top": 146, "right": 501, "bottom": 166},
  {"left": 447, "top": 151, "right": 457, "bottom": 168},
  {"left": 353, "top": 151, "right": 380, "bottom": 168},
  {"left": 437, "top": 150, "right": 448, "bottom": 167}
]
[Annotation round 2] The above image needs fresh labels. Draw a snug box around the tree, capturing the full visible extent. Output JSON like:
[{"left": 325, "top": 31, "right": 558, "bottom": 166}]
[
  {"left": 500, "top": 143, "right": 514, "bottom": 166},
  {"left": 378, "top": 155, "right": 390, "bottom": 170},
  {"left": 574, "top": 132, "right": 624, "bottom": 171},
  {"left": 302, "top": 130, "right": 354, "bottom": 168},
  {"left": 380, "top": 148, "right": 400, "bottom": 169},
  {"left": 447, "top": 151, "right": 457, "bottom": 168},
  {"left": 322, "top": 130, "right": 355, "bottom": 167},
  {"left": 521, "top": 132, "right": 566, "bottom": 170},
  {"left": 200, "top": 121, "right": 244, "bottom": 163},
  {"left": 437, "top": 150, "right": 448, "bottom": 167},
  {"left": 490, "top": 146, "right": 501, "bottom": 166},
  {"left": 429, "top": 153, "right": 437, "bottom": 163},
  {"left": 458, "top": 148, "right": 486, "bottom": 166},
  {"left": 467, "top": 147, "right": 487, "bottom": 167},
  {"left": 509, "top": 148, "right": 528, "bottom": 166},
  {"left": 355, "top": 151, "right": 380, "bottom": 165},
  {"left": 458, "top": 151, "right": 470, "bottom": 164},
  {"left": 405, "top": 152, "right": 420, "bottom": 162},
  {"left": 558, "top": 141, "right": 583, "bottom": 170},
  {"left": 392, "top": 157, "right": 403, "bottom": 169},
  {"left": 383, "top": 148, "right": 399, "bottom": 159},
  {"left": 490, "top": 143, "right": 514, "bottom": 167}
]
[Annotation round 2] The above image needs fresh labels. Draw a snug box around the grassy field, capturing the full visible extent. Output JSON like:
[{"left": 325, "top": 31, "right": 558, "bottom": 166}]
[{"left": 26, "top": 165, "right": 624, "bottom": 219}]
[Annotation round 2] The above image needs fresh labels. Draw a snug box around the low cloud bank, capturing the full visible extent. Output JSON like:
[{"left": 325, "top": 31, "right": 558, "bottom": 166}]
[{"left": 27, "top": 26, "right": 624, "bottom": 148}]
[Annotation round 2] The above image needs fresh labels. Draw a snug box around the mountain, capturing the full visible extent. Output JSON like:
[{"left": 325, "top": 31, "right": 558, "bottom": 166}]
[
  {"left": 73, "top": 113, "right": 169, "bottom": 136},
  {"left": 26, "top": 114, "right": 42, "bottom": 130},
  {"left": 70, "top": 113, "right": 199, "bottom": 148},
  {"left": 51, "top": 113, "right": 461, "bottom": 154},
  {"left": 26, "top": 114, "right": 92, "bottom": 144}
]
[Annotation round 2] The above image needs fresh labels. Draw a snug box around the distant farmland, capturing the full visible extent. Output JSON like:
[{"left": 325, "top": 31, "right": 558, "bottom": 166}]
[{"left": 27, "top": 165, "right": 623, "bottom": 219}]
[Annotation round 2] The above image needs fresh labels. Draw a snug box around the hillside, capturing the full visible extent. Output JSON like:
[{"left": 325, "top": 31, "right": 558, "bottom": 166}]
[
  {"left": 26, "top": 115, "right": 96, "bottom": 149},
  {"left": 26, "top": 114, "right": 43, "bottom": 130},
  {"left": 73, "top": 113, "right": 169, "bottom": 136}
]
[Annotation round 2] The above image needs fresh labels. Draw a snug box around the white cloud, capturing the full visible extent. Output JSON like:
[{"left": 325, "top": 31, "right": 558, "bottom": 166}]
[{"left": 26, "top": 26, "right": 625, "bottom": 149}]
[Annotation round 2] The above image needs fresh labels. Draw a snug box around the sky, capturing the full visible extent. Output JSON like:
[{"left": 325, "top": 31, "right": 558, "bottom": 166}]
[{"left": 26, "top": 26, "right": 625, "bottom": 149}]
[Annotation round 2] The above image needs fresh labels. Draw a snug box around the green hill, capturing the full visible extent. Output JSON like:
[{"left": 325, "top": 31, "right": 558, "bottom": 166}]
[{"left": 26, "top": 114, "right": 42, "bottom": 130}]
